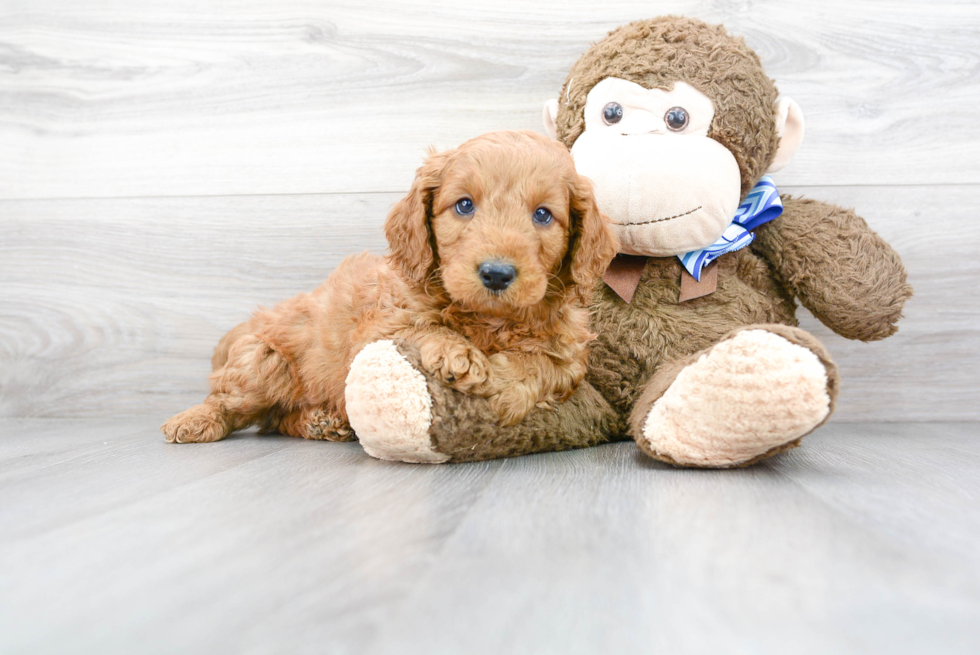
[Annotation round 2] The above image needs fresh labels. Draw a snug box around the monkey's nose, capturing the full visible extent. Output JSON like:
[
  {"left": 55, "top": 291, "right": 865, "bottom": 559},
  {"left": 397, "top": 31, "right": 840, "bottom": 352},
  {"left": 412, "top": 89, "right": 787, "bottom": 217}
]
[{"left": 478, "top": 261, "right": 517, "bottom": 291}]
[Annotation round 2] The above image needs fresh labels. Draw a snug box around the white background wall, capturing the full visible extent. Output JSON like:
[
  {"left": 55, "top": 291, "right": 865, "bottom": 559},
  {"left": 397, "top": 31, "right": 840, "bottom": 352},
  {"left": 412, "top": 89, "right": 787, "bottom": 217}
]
[{"left": 1, "top": 0, "right": 977, "bottom": 419}]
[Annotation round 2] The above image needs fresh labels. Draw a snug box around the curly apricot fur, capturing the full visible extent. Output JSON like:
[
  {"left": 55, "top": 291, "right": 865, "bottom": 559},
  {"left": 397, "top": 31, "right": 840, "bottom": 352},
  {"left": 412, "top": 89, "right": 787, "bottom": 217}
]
[{"left": 162, "top": 131, "right": 618, "bottom": 442}]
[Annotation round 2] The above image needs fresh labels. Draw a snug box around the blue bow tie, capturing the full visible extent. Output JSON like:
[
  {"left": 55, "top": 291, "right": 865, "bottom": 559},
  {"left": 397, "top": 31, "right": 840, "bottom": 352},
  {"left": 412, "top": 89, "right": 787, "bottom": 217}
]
[{"left": 677, "top": 175, "right": 783, "bottom": 281}]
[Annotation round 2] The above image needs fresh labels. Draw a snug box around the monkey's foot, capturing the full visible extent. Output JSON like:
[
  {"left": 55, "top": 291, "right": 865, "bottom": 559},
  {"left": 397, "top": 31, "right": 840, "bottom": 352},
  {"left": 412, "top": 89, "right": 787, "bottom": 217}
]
[
  {"left": 630, "top": 326, "right": 837, "bottom": 468},
  {"left": 345, "top": 340, "right": 449, "bottom": 464}
]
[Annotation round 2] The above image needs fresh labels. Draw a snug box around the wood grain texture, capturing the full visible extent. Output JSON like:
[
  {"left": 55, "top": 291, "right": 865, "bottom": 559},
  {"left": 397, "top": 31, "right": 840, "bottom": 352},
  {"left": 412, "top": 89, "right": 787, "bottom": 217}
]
[
  {"left": 1, "top": 0, "right": 978, "bottom": 199},
  {"left": 1, "top": 1, "right": 977, "bottom": 420},
  {"left": 1, "top": 185, "right": 975, "bottom": 420},
  {"left": 0, "top": 192, "right": 392, "bottom": 417},
  {"left": 0, "top": 419, "right": 977, "bottom": 654}
]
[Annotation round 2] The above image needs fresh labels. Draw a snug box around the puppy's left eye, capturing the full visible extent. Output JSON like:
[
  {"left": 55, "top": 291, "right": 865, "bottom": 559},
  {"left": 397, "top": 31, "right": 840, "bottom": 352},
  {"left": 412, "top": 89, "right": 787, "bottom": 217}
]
[
  {"left": 455, "top": 198, "right": 475, "bottom": 216},
  {"left": 533, "top": 207, "right": 553, "bottom": 225}
]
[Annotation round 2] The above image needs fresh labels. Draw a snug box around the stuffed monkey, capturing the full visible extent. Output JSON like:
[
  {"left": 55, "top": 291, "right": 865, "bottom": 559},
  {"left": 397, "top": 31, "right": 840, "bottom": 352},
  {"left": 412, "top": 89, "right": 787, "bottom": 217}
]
[{"left": 342, "top": 16, "right": 912, "bottom": 467}]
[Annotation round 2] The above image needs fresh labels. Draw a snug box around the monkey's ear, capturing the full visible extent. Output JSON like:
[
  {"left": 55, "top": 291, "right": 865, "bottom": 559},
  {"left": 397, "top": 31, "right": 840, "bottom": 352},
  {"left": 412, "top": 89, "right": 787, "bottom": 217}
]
[
  {"left": 385, "top": 149, "right": 451, "bottom": 285},
  {"left": 566, "top": 174, "right": 620, "bottom": 304},
  {"left": 543, "top": 99, "right": 560, "bottom": 141},
  {"left": 767, "top": 98, "right": 805, "bottom": 173}
]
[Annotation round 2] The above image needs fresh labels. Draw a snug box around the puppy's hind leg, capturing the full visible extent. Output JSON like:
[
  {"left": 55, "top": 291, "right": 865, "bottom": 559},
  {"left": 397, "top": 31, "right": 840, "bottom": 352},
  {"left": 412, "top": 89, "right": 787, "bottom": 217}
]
[
  {"left": 274, "top": 406, "right": 355, "bottom": 442},
  {"left": 211, "top": 320, "right": 253, "bottom": 370},
  {"left": 162, "top": 334, "right": 294, "bottom": 443}
]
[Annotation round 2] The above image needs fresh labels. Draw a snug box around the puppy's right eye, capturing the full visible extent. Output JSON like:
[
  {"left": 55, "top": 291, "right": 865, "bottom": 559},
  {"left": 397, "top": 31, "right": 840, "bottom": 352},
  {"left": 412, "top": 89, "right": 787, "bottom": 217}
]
[{"left": 454, "top": 198, "right": 475, "bottom": 216}]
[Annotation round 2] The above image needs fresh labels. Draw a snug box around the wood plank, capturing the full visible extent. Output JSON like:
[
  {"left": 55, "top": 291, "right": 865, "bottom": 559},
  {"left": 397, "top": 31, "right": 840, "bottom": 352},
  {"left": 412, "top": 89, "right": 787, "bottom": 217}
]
[
  {"left": 0, "top": 420, "right": 292, "bottom": 538},
  {"left": 0, "top": 192, "right": 394, "bottom": 418},
  {"left": 1, "top": 0, "right": 978, "bottom": 199},
  {"left": 0, "top": 420, "right": 977, "bottom": 654},
  {"left": 770, "top": 422, "right": 980, "bottom": 574},
  {"left": 0, "top": 418, "right": 503, "bottom": 655},
  {"left": 0, "top": 417, "right": 163, "bottom": 474},
  {"left": 362, "top": 423, "right": 980, "bottom": 655},
  {"left": 0, "top": 184, "right": 976, "bottom": 420}
]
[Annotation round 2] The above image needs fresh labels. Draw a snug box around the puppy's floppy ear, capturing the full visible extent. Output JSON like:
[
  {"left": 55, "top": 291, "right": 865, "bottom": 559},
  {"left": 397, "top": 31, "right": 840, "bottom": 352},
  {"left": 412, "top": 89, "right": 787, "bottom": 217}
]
[
  {"left": 565, "top": 173, "right": 619, "bottom": 304},
  {"left": 385, "top": 148, "right": 453, "bottom": 284}
]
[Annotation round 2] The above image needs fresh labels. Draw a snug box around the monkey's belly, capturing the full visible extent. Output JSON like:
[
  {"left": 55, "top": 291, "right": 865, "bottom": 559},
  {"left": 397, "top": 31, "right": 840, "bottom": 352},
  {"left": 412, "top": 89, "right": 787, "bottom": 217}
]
[{"left": 585, "top": 250, "right": 797, "bottom": 418}]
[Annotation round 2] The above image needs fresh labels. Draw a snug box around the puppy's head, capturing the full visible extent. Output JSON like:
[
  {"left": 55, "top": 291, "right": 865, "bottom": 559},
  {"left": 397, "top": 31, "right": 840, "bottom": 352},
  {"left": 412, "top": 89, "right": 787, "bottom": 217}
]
[{"left": 385, "top": 130, "right": 618, "bottom": 313}]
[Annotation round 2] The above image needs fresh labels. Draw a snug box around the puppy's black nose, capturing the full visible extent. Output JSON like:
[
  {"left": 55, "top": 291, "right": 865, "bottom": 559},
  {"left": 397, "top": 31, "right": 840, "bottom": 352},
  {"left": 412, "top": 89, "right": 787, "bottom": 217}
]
[{"left": 478, "top": 261, "right": 517, "bottom": 291}]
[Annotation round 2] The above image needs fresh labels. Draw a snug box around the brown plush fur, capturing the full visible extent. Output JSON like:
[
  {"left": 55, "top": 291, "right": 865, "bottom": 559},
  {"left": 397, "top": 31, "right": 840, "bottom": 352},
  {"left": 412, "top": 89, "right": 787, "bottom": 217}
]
[
  {"left": 585, "top": 250, "right": 797, "bottom": 420},
  {"left": 392, "top": 341, "right": 621, "bottom": 462},
  {"left": 161, "top": 131, "right": 618, "bottom": 443},
  {"left": 369, "top": 16, "right": 912, "bottom": 465},
  {"left": 752, "top": 197, "right": 912, "bottom": 341}
]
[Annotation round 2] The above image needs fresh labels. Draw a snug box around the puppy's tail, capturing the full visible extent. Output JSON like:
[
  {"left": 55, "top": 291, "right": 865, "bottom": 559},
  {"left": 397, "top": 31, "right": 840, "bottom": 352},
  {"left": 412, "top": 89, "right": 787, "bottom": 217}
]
[{"left": 211, "top": 321, "right": 253, "bottom": 371}]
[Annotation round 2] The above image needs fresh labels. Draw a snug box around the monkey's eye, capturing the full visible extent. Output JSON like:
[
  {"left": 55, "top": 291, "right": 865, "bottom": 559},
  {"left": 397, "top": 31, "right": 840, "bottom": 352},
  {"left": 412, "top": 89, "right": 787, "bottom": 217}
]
[
  {"left": 533, "top": 207, "right": 553, "bottom": 226},
  {"left": 665, "top": 107, "right": 689, "bottom": 131},
  {"left": 602, "top": 102, "right": 624, "bottom": 125},
  {"left": 454, "top": 198, "right": 475, "bottom": 216}
]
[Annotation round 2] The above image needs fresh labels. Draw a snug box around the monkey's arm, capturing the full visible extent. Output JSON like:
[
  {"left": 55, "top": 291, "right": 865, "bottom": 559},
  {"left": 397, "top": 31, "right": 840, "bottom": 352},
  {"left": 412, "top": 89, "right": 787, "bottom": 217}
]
[
  {"left": 345, "top": 340, "right": 622, "bottom": 463},
  {"left": 751, "top": 196, "right": 913, "bottom": 341}
]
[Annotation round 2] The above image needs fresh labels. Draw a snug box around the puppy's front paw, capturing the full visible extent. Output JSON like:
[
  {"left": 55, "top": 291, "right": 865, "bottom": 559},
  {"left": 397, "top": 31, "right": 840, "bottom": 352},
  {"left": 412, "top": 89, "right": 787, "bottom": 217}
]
[
  {"left": 419, "top": 341, "right": 490, "bottom": 392},
  {"left": 161, "top": 404, "right": 229, "bottom": 443},
  {"left": 487, "top": 386, "right": 538, "bottom": 427}
]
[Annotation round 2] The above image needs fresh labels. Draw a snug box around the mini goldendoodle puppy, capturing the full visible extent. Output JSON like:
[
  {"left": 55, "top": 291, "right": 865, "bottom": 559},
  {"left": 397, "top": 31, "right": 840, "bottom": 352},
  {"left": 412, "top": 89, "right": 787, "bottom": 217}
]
[{"left": 161, "top": 130, "right": 618, "bottom": 444}]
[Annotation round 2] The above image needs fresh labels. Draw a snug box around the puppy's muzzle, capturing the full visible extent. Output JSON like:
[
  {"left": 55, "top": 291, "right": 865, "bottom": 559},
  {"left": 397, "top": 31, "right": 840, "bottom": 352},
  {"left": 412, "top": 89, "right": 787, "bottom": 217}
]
[{"left": 478, "top": 261, "right": 517, "bottom": 292}]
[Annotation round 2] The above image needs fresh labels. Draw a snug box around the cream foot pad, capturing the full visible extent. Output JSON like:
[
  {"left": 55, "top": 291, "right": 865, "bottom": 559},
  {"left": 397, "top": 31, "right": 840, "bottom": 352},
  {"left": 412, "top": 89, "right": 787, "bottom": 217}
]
[
  {"left": 345, "top": 340, "right": 449, "bottom": 464},
  {"left": 642, "top": 329, "right": 831, "bottom": 467}
]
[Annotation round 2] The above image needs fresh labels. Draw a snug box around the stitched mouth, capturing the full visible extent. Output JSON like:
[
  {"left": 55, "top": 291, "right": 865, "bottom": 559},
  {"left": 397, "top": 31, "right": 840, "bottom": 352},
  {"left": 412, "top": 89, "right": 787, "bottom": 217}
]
[{"left": 620, "top": 206, "right": 702, "bottom": 227}]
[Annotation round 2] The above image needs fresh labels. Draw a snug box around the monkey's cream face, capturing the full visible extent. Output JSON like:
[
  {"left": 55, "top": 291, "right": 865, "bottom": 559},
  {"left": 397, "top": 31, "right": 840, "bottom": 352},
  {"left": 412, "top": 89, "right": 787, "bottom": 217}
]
[{"left": 569, "top": 77, "right": 742, "bottom": 257}]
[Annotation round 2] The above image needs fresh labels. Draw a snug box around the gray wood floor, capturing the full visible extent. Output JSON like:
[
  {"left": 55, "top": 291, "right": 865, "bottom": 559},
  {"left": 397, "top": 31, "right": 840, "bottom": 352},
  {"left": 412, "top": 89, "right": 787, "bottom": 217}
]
[
  {"left": 1, "top": 419, "right": 978, "bottom": 654},
  {"left": 2, "top": 4, "right": 979, "bottom": 653}
]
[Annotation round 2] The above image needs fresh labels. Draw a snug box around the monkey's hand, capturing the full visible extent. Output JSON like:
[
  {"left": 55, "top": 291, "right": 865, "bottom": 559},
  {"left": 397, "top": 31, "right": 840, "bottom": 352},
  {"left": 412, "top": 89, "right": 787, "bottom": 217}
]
[{"left": 751, "top": 195, "right": 913, "bottom": 342}]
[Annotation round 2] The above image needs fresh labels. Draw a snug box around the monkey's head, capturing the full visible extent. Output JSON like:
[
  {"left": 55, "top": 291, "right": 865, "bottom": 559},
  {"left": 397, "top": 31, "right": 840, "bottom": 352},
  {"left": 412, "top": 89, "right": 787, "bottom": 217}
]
[{"left": 543, "top": 16, "right": 804, "bottom": 257}]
